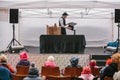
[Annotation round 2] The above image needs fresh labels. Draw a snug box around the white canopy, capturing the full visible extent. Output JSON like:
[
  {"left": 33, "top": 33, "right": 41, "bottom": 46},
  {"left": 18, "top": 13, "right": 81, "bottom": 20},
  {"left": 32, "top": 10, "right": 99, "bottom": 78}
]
[{"left": 0, "top": 0, "right": 120, "bottom": 9}]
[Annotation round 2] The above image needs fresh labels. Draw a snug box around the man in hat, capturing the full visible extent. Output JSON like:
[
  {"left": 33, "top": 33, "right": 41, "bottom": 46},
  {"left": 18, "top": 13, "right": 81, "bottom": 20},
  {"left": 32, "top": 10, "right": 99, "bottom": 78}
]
[{"left": 59, "top": 12, "right": 68, "bottom": 35}]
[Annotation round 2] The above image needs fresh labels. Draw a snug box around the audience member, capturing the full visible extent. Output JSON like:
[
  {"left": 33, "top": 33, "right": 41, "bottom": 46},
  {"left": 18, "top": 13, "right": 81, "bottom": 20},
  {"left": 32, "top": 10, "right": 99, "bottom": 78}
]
[
  {"left": 23, "top": 63, "right": 42, "bottom": 80},
  {"left": 42, "top": 56, "right": 57, "bottom": 80},
  {"left": 44, "top": 56, "right": 56, "bottom": 67},
  {"left": 112, "top": 52, "right": 120, "bottom": 70},
  {"left": 0, "top": 66, "right": 12, "bottom": 80},
  {"left": 100, "top": 62, "right": 118, "bottom": 80},
  {"left": 17, "top": 51, "right": 30, "bottom": 66},
  {"left": 0, "top": 54, "right": 15, "bottom": 73},
  {"left": 67, "top": 56, "right": 81, "bottom": 68},
  {"left": 100, "top": 53, "right": 120, "bottom": 80},
  {"left": 79, "top": 66, "right": 95, "bottom": 80}
]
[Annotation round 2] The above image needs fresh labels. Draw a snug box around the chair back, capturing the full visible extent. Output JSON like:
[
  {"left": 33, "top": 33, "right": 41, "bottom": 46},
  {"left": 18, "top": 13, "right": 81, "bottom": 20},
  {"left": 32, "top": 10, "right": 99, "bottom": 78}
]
[
  {"left": 64, "top": 67, "right": 83, "bottom": 77},
  {"left": 91, "top": 67, "right": 102, "bottom": 77},
  {"left": 48, "top": 76, "right": 71, "bottom": 80},
  {"left": 16, "top": 65, "right": 29, "bottom": 75},
  {"left": 41, "top": 66, "right": 60, "bottom": 76},
  {"left": 104, "top": 76, "right": 113, "bottom": 80},
  {"left": 12, "top": 74, "right": 27, "bottom": 80}
]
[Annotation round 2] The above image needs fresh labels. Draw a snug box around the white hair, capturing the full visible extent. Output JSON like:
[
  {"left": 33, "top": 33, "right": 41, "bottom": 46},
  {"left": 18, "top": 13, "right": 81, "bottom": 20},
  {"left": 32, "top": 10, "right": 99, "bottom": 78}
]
[{"left": 47, "top": 56, "right": 55, "bottom": 62}]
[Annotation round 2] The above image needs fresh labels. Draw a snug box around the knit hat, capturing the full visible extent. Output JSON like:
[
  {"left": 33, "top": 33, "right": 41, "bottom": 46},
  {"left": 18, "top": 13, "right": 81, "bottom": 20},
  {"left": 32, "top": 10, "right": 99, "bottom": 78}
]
[
  {"left": 70, "top": 57, "right": 79, "bottom": 67},
  {"left": 29, "top": 63, "right": 39, "bottom": 76},
  {"left": 20, "top": 52, "right": 28, "bottom": 60},
  {"left": 81, "top": 66, "right": 92, "bottom": 74}
]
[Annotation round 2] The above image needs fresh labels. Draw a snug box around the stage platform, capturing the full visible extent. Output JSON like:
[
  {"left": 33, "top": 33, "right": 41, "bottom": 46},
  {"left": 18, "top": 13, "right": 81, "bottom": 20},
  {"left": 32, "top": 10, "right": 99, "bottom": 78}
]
[{"left": 25, "top": 46, "right": 111, "bottom": 55}]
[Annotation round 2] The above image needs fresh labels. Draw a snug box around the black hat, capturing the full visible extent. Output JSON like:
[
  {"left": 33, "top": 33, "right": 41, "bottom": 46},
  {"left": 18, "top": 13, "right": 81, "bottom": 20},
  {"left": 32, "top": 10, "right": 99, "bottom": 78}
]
[{"left": 62, "top": 12, "right": 68, "bottom": 16}]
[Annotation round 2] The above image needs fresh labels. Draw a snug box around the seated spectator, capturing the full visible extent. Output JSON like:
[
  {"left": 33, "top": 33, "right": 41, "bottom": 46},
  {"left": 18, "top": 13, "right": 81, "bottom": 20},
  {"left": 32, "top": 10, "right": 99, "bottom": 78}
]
[
  {"left": 100, "top": 62, "right": 118, "bottom": 80},
  {"left": 67, "top": 56, "right": 81, "bottom": 68},
  {"left": 0, "top": 54, "right": 15, "bottom": 73},
  {"left": 17, "top": 51, "right": 30, "bottom": 66},
  {"left": 105, "top": 56, "right": 112, "bottom": 66},
  {"left": 23, "top": 63, "right": 42, "bottom": 80},
  {"left": 79, "top": 66, "right": 95, "bottom": 80},
  {"left": 43, "top": 56, "right": 57, "bottom": 80},
  {"left": 0, "top": 66, "right": 12, "bottom": 80},
  {"left": 44, "top": 56, "right": 56, "bottom": 67},
  {"left": 61, "top": 57, "right": 81, "bottom": 75},
  {"left": 100, "top": 53, "right": 120, "bottom": 80},
  {"left": 112, "top": 52, "right": 120, "bottom": 70}
]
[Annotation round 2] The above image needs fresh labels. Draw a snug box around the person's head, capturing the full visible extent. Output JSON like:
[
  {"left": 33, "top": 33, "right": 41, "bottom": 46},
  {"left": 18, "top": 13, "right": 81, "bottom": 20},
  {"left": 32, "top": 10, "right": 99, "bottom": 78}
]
[
  {"left": 20, "top": 51, "right": 29, "bottom": 60},
  {"left": 28, "top": 63, "right": 39, "bottom": 76},
  {"left": 112, "top": 53, "right": 120, "bottom": 63},
  {"left": 111, "top": 52, "right": 120, "bottom": 70},
  {"left": 81, "top": 66, "right": 91, "bottom": 74},
  {"left": 47, "top": 56, "right": 55, "bottom": 62},
  {"left": 70, "top": 56, "right": 79, "bottom": 67},
  {"left": 62, "top": 12, "right": 68, "bottom": 18},
  {"left": 89, "top": 59, "right": 97, "bottom": 67},
  {"left": 108, "top": 55, "right": 112, "bottom": 59},
  {"left": 0, "top": 54, "right": 7, "bottom": 64}
]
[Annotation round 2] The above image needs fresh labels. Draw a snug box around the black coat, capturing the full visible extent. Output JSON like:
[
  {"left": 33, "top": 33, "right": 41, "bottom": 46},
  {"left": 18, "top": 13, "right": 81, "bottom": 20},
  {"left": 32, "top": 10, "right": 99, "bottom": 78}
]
[{"left": 100, "top": 63, "right": 118, "bottom": 80}]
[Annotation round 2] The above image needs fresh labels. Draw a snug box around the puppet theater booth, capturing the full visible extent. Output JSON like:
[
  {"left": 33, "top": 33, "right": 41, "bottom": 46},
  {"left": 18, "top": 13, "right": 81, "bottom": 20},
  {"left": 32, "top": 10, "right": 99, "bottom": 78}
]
[{"left": 40, "top": 23, "right": 86, "bottom": 53}]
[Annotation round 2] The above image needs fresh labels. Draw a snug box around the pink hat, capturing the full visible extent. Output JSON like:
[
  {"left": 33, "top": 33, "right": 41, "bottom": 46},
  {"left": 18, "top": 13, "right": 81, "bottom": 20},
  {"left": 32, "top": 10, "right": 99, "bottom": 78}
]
[
  {"left": 81, "top": 66, "right": 92, "bottom": 74},
  {"left": 20, "top": 52, "right": 28, "bottom": 60}
]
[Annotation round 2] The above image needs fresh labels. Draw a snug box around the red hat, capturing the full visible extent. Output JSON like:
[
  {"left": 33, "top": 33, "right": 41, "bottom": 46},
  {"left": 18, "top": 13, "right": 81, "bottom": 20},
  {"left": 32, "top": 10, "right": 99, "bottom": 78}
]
[{"left": 20, "top": 52, "right": 28, "bottom": 60}]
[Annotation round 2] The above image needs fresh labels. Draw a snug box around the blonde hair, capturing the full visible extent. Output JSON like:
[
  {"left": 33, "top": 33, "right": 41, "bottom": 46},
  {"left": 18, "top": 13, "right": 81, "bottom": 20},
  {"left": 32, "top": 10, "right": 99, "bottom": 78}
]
[
  {"left": 91, "top": 59, "right": 96, "bottom": 63},
  {"left": 112, "top": 52, "right": 120, "bottom": 70},
  {"left": 0, "top": 54, "right": 7, "bottom": 62},
  {"left": 47, "top": 56, "right": 55, "bottom": 62}
]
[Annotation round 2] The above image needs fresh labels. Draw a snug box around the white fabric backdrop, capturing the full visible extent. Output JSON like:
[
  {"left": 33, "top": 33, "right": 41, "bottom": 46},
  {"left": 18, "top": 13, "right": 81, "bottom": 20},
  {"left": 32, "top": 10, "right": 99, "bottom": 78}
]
[
  {"left": 20, "top": 17, "right": 114, "bottom": 47},
  {"left": 0, "top": 9, "right": 118, "bottom": 51}
]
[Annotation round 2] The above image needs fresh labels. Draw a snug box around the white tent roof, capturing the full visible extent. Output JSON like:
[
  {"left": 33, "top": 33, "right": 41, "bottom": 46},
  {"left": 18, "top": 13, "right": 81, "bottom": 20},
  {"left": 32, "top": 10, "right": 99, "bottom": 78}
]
[{"left": 0, "top": 0, "right": 120, "bottom": 9}]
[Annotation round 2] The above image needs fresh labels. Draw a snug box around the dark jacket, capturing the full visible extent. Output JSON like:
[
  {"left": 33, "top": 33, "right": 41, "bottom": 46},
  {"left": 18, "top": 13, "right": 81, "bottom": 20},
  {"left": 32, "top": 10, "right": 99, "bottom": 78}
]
[
  {"left": 0, "top": 66, "right": 12, "bottom": 80},
  {"left": 100, "top": 63, "right": 118, "bottom": 80},
  {"left": 17, "top": 60, "right": 30, "bottom": 66}
]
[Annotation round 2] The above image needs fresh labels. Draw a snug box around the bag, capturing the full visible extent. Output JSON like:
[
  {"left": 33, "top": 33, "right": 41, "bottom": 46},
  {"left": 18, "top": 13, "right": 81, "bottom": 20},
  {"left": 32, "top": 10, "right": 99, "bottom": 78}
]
[{"left": 107, "top": 41, "right": 118, "bottom": 47}]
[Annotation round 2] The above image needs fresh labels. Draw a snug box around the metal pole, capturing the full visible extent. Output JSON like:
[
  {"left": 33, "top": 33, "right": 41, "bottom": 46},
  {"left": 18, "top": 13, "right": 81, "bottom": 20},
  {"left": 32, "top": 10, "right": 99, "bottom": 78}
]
[
  {"left": 13, "top": 23, "right": 15, "bottom": 46},
  {"left": 117, "top": 23, "right": 120, "bottom": 52},
  {"left": 74, "top": 30, "right": 76, "bottom": 35}
]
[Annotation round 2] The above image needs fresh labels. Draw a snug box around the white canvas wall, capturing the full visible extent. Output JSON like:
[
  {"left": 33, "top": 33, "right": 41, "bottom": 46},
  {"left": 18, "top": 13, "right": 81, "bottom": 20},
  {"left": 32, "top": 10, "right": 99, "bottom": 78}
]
[{"left": 20, "top": 17, "right": 114, "bottom": 47}]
